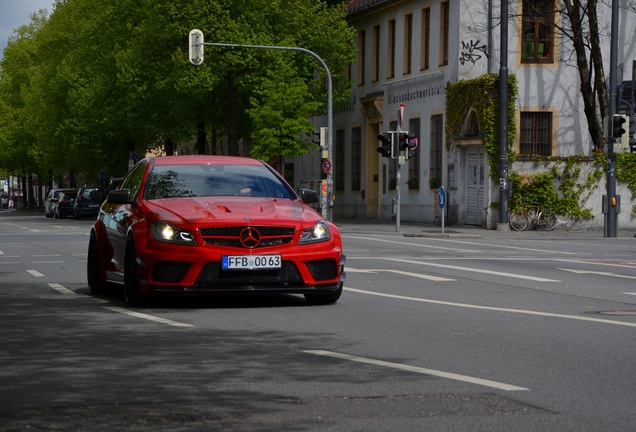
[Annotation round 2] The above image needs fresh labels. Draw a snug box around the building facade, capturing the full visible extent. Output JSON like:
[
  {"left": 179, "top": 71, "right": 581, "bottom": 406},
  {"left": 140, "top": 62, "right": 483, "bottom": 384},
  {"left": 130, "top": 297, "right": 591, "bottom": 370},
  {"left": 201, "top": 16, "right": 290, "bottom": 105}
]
[{"left": 288, "top": 0, "right": 636, "bottom": 228}]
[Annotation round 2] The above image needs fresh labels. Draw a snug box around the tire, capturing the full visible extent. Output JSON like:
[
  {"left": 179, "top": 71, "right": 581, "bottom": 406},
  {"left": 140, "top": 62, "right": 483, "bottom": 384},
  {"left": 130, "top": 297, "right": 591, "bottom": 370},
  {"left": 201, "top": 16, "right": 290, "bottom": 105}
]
[
  {"left": 538, "top": 211, "right": 557, "bottom": 231},
  {"left": 304, "top": 283, "right": 343, "bottom": 305},
  {"left": 509, "top": 211, "right": 529, "bottom": 231},
  {"left": 87, "top": 234, "right": 108, "bottom": 295},
  {"left": 124, "top": 239, "right": 147, "bottom": 307}
]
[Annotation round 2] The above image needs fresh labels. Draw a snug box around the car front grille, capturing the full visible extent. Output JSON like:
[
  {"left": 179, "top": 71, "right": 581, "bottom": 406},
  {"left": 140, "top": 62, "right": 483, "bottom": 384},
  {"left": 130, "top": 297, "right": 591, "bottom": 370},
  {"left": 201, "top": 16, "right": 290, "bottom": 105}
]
[{"left": 200, "top": 226, "right": 296, "bottom": 249}]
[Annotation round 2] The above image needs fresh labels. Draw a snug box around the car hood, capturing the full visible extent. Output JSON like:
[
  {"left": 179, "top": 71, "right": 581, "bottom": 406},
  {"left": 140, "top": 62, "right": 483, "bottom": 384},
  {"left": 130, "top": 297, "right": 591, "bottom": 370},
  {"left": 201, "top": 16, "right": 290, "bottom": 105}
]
[{"left": 143, "top": 197, "right": 322, "bottom": 227}]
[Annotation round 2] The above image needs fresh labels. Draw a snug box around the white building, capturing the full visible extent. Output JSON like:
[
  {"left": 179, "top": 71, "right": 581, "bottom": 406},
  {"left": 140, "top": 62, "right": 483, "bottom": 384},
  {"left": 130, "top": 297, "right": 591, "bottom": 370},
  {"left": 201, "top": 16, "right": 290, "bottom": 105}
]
[{"left": 289, "top": 0, "right": 636, "bottom": 229}]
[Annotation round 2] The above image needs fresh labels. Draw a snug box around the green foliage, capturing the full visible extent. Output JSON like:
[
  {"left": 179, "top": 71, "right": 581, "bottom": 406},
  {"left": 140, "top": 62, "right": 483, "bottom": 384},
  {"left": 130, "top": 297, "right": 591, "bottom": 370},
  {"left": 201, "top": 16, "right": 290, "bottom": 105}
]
[
  {"left": 509, "top": 156, "right": 604, "bottom": 220},
  {"left": 445, "top": 74, "right": 518, "bottom": 176},
  {"left": 0, "top": 0, "right": 356, "bottom": 181}
]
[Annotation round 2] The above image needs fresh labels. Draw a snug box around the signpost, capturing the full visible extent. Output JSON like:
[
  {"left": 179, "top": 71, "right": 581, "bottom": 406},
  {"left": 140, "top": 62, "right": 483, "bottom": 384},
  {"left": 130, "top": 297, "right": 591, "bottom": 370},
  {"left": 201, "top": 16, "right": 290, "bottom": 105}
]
[
  {"left": 438, "top": 186, "right": 446, "bottom": 235},
  {"left": 188, "top": 31, "right": 334, "bottom": 221}
]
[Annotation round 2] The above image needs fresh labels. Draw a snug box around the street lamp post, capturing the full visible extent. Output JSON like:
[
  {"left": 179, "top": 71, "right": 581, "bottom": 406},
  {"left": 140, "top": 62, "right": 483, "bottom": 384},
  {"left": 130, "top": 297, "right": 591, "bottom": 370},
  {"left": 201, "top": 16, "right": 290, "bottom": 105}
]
[{"left": 189, "top": 34, "right": 334, "bottom": 222}]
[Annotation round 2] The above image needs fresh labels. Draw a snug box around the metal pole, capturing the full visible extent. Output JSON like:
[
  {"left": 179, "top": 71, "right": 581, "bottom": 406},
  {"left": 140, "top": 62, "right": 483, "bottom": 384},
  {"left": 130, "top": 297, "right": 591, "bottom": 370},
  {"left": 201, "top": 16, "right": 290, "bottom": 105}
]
[
  {"left": 498, "top": 0, "right": 509, "bottom": 226},
  {"left": 201, "top": 42, "right": 334, "bottom": 222},
  {"left": 605, "top": 0, "right": 619, "bottom": 237}
]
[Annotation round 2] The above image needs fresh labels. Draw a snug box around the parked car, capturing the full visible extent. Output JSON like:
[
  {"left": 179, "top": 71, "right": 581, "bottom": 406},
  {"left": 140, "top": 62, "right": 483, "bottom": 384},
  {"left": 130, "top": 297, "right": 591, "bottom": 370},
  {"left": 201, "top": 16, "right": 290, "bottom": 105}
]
[
  {"left": 44, "top": 188, "right": 75, "bottom": 218},
  {"left": 87, "top": 155, "right": 346, "bottom": 307},
  {"left": 54, "top": 191, "right": 77, "bottom": 219},
  {"left": 73, "top": 187, "right": 104, "bottom": 220}
]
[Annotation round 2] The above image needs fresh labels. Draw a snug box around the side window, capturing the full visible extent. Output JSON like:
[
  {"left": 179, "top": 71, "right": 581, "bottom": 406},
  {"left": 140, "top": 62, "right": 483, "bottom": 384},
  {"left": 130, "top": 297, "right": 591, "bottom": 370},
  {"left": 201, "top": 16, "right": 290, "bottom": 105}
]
[{"left": 122, "top": 161, "right": 147, "bottom": 201}]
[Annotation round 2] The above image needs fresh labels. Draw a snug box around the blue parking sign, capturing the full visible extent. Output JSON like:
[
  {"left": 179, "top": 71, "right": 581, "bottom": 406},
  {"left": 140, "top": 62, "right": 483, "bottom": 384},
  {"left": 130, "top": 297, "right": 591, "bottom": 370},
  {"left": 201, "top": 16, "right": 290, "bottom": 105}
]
[{"left": 438, "top": 186, "right": 446, "bottom": 209}]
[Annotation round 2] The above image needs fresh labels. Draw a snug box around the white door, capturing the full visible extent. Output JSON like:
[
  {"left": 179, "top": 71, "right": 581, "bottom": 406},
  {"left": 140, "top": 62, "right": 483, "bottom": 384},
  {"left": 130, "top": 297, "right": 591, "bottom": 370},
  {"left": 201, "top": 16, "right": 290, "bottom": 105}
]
[{"left": 465, "top": 147, "right": 485, "bottom": 225}]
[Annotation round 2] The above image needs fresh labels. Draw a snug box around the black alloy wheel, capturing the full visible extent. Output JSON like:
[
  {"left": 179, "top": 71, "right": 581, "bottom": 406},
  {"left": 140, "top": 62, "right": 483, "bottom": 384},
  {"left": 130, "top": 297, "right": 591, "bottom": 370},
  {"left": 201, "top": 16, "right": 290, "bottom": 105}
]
[
  {"left": 87, "top": 234, "right": 107, "bottom": 295},
  {"left": 124, "top": 239, "right": 147, "bottom": 307}
]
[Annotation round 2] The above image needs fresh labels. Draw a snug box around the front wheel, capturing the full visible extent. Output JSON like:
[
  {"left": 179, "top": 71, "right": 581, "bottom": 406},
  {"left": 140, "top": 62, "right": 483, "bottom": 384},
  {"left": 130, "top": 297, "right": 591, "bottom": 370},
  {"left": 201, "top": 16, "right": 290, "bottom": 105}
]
[
  {"left": 124, "top": 240, "right": 148, "bottom": 307},
  {"left": 509, "top": 211, "right": 529, "bottom": 231},
  {"left": 87, "top": 234, "right": 107, "bottom": 295},
  {"left": 538, "top": 211, "right": 557, "bottom": 231}
]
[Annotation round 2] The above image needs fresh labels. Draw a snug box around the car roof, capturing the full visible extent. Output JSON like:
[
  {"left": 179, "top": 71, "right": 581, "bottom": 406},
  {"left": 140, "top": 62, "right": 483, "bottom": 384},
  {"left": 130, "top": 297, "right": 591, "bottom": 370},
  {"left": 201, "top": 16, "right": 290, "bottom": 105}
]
[{"left": 148, "top": 155, "right": 264, "bottom": 167}]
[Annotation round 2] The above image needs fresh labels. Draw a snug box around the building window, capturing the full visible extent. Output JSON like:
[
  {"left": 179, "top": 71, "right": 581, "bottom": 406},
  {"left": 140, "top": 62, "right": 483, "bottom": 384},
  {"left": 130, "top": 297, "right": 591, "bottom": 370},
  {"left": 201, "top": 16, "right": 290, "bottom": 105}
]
[
  {"left": 351, "top": 127, "right": 361, "bottom": 191},
  {"left": 521, "top": 0, "right": 555, "bottom": 63},
  {"left": 465, "top": 111, "right": 480, "bottom": 137},
  {"left": 520, "top": 112, "right": 552, "bottom": 155},
  {"left": 421, "top": 7, "right": 430, "bottom": 71},
  {"left": 387, "top": 19, "right": 396, "bottom": 79},
  {"left": 408, "top": 118, "right": 421, "bottom": 189},
  {"left": 372, "top": 25, "right": 380, "bottom": 82},
  {"left": 403, "top": 13, "right": 413, "bottom": 75},
  {"left": 357, "top": 30, "right": 365, "bottom": 85},
  {"left": 335, "top": 129, "right": 345, "bottom": 191},
  {"left": 439, "top": 1, "right": 449, "bottom": 66},
  {"left": 430, "top": 114, "right": 443, "bottom": 187}
]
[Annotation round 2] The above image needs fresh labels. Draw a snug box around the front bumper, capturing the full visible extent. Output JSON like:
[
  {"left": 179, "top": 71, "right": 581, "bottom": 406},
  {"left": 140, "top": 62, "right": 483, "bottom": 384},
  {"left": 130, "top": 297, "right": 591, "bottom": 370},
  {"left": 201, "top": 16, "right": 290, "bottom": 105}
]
[{"left": 136, "top": 242, "right": 345, "bottom": 296}]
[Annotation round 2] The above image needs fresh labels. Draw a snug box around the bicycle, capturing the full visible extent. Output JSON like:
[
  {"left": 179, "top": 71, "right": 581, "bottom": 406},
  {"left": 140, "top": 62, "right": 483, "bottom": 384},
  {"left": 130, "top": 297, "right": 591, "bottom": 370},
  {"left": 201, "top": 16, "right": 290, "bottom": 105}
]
[{"left": 509, "top": 202, "right": 557, "bottom": 231}]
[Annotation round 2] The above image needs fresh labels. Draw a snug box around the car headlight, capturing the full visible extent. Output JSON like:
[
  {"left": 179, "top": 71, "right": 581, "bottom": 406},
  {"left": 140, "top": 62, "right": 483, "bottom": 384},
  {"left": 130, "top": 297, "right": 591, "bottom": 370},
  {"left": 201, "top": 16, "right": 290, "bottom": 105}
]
[
  {"left": 299, "top": 220, "right": 331, "bottom": 244},
  {"left": 151, "top": 222, "right": 197, "bottom": 246}
]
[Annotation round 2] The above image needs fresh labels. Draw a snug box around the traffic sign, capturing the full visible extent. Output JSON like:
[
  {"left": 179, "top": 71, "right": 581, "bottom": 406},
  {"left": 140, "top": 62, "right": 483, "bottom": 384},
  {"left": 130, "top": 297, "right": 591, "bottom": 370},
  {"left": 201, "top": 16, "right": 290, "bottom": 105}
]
[
  {"left": 322, "top": 159, "right": 332, "bottom": 174},
  {"left": 438, "top": 186, "right": 446, "bottom": 209}
]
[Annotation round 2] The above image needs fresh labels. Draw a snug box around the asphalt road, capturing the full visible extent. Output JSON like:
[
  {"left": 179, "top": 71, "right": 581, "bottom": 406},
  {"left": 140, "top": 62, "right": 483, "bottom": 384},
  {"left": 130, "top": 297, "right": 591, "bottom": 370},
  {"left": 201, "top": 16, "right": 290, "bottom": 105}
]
[{"left": 1, "top": 211, "right": 636, "bottom": 431}]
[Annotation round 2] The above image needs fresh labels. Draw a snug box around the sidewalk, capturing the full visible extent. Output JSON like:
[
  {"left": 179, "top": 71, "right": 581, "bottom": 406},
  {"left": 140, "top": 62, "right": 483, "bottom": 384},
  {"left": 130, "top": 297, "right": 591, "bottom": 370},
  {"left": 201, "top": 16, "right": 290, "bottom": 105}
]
[{"left": 334, "top": 218, "right": 636, "bottom": 240}]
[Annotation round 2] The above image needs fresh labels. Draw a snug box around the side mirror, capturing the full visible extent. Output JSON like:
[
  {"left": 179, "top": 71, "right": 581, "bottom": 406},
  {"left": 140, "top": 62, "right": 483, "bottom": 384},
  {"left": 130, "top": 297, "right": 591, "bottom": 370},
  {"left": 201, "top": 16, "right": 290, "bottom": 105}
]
[
  {"left": 300, "top": 188, "right": 319, "bottom": 204},
  {"left": 107, "top": 189, "right": 132, "bottom": 204}
]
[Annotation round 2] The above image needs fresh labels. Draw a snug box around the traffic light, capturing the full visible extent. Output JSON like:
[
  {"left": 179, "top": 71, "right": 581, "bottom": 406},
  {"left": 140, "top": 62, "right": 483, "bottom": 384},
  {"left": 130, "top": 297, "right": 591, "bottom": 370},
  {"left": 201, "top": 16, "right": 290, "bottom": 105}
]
[
  {"left": 312, "top": 127, "right": 328, "bottom": 149},
  {"left": 612, "top": 114, "right": 627, "bottom": 139},
  {"left": 189, "top": 29, "right": 204, "bottom": 65},
  {"left": 377, "top": 133, "right": 394, "bottom": 158},
  {"left": 404, "top": 134, "right": 418, "bottom": 159},
  {"left": 630, "top": 117, "right": 636, "bottom": 153}
]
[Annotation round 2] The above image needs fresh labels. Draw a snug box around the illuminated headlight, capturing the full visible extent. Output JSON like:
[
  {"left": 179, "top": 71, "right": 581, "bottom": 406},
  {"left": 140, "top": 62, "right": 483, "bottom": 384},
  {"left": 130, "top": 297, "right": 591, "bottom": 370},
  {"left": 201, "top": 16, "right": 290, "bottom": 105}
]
[
  {"left": 299, "top": 220, "right": 331, "bottom": 244},
  {"left": 151, "top": 222, "right": 197, "bottom": 246}
]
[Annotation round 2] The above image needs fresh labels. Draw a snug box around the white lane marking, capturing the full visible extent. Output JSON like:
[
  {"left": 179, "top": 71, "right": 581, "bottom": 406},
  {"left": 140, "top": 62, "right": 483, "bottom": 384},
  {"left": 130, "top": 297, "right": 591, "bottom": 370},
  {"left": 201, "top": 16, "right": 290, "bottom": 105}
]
[
  {"left": 48, "top": 283, "right": 76, "bottom": 295},
  {"left": 305, "top": 350, "right": 528, "bottom": 392},
  {"left": 423, "top": 238, "right": 579, "bottom": 255},
  {"left": 26, "top": 270, "right": 45, "bottom": 277},
  {"left": 348, "top": 267, "right": 455, "bottom": 282},
  {"left": 103, "top": 306, "right": 193, "bottom": 327},
  {"left": 33, "top": 254, "right": 62, "bottom": 257},
  {"left": 344, "top": 286, "right": 636, "bottom": 328},
  {"left": 623, "top": 293, "right": 636, "bottom": 296},
  {"left": 380, "top": 257, "right": 560, "bottom": 282},
  {"left": 557, "top": 259, "right": 636, "bottom": 269},
  {"left": 559, "top": 268, "right": 636, "bottom": 280},
  {"left": 32, "top": 261, "right": 64, "bottom": 264},
  {"left": 344, "top": 235, "right": 482, "bottom": 253}
]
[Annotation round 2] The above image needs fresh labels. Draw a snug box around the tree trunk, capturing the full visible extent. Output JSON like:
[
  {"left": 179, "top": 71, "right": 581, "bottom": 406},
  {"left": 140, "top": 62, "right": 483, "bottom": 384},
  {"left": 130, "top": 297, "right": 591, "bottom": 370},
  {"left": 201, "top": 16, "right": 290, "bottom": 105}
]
[
  {"left": 197, "top": 123, "right": 206, "bottom": 154},
  {"left": 227, "top": 72, "right": 239, "bottom": 156}
]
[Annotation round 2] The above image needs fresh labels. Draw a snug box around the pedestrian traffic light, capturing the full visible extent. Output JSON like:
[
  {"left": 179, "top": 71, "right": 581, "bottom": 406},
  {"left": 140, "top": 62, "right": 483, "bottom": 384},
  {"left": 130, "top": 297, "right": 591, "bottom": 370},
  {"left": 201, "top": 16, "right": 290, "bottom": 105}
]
[
  {"left": 404, "top": 134, "right": 418, "bottom": 159},
  {"left": 377, "top": 133, "right": 395, "bottom": 158},
  {"left": 612, "top": 114, "right": 627, "bottom": 139},
  {"left": 312, "top": 127, "right": 328, "bottom": 149}
]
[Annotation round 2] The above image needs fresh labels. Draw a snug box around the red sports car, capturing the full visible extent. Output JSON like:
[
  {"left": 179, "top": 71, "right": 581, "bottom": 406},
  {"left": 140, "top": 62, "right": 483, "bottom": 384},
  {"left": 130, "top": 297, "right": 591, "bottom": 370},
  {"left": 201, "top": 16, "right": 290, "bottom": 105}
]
[{"left": 87, "top": 155, "right": 346, "bottom": 306}]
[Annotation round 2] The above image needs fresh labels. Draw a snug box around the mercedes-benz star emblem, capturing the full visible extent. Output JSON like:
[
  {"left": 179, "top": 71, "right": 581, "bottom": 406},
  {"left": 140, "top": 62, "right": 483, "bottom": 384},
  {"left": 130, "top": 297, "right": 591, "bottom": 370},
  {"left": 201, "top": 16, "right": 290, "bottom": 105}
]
[{"left": 239, "top": 227, "right": 261, "bottom": 248}]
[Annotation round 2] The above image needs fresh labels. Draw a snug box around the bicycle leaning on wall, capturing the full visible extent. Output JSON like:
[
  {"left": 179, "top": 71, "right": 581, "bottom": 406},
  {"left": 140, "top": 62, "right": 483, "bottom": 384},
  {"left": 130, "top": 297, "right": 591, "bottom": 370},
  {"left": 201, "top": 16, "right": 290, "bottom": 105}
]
[{"left": 509, "top": 202, "right": 557, "bottom": 231}]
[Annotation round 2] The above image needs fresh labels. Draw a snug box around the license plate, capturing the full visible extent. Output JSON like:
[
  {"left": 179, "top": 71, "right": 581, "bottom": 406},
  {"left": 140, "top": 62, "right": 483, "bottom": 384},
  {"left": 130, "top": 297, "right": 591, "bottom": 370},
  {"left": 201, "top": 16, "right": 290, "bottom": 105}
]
[{"left": 222, "top": 255, "right": 281, "bottom": 270}]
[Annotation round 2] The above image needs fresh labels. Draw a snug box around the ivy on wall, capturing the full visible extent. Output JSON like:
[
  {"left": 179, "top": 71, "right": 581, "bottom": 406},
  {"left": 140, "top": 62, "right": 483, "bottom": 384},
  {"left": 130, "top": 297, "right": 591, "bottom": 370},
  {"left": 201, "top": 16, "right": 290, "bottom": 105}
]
[
  {"left": 446, "top": 74, "right": 636, "bottom": 220},
  {"left": 445, "top": 73, "right": 518, "bottom": 175}
]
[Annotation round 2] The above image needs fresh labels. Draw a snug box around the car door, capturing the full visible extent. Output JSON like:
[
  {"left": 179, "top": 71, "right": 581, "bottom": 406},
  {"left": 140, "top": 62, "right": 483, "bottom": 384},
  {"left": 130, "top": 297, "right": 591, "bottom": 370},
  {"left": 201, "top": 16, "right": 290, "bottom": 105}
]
[{"left": 103, "top": 161, "right": 147, "bottom": 278}]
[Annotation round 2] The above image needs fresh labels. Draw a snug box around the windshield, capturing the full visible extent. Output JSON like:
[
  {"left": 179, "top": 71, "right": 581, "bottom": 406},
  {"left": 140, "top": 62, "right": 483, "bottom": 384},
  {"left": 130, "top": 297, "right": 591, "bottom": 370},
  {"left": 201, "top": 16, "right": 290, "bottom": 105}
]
[{"left": 143, "top": 163, "right": 296, "bottom": 200}]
